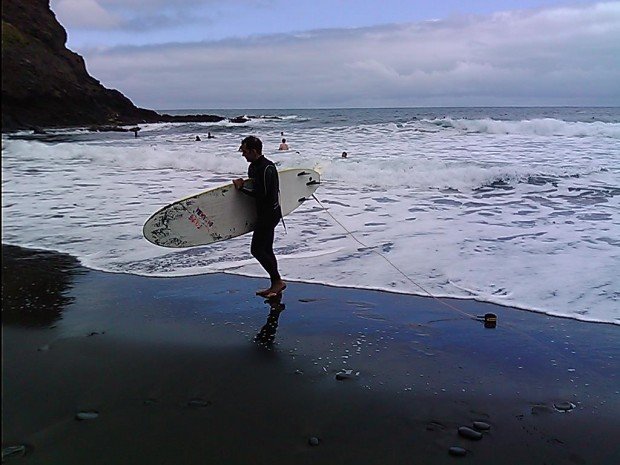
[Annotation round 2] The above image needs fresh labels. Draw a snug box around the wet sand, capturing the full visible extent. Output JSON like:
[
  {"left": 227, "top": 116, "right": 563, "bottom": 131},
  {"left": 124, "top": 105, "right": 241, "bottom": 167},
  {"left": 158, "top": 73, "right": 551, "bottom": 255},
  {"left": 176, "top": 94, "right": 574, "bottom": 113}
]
[{"left": 2, "top": 244, "right": 619, "bottom": 464}]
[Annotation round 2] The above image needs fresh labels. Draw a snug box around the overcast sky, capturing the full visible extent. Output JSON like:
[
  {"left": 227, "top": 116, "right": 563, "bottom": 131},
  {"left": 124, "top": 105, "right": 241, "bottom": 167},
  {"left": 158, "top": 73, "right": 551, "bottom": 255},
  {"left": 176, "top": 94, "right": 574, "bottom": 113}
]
[{"left": 50, "top": 0, "right": 620, "bottom": 109}]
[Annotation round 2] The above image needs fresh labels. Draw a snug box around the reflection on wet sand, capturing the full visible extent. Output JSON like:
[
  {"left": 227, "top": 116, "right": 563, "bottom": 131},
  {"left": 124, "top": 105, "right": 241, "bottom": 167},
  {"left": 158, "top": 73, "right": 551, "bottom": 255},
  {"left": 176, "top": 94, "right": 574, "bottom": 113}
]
[
  {"left": 254, "top": 294, "right": 285, "bottom": 348},
  {"left": 1, "top": 245, "right": 83, "bottom": 326}
]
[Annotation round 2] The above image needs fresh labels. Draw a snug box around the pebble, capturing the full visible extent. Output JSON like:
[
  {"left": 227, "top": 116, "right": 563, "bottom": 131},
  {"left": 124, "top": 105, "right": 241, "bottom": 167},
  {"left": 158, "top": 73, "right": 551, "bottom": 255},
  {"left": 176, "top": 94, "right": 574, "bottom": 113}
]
[
  {"left": 472, "top": 421, "right": 491, "bottom": 431},
  {"left": 75, "top": 411, "right": 99, "bottom": 421},
  {"left": 187, "top": 399, "right": 212, "bottom": 408},
  {"left": 448, "top": 446, "right": 467, "bottom": 457},
  {"left": 335, "top": 369, "right": 358, "bottom": 381},
  {"left": 458, "top": 426, "right": 482, "bottom": 440},
  {"left": 554, "top": 401, "right": 576, "bottom": 412},
  {"left": 308, "top": 437, "right": 320, "bottom": 446},
  {"left": 2, "top": 445, "right": 27, "bottom": 459}
]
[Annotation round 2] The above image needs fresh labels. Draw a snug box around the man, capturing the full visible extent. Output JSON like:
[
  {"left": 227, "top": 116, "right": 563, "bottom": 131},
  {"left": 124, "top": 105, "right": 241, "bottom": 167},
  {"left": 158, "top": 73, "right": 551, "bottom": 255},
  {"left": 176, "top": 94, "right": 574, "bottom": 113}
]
[
  {"left": 233, "top": 136, "right": 286, "bottom": 298},
  {"left": 278, "top": 138, "right": 289, "bottom": 151}
]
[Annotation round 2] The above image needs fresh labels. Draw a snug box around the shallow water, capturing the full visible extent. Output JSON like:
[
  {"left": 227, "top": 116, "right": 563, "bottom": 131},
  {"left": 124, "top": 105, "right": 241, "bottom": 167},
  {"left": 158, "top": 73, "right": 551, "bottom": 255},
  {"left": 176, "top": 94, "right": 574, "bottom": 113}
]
[{"left": 2, "top": 107, "right": 619, "bottom": 324}]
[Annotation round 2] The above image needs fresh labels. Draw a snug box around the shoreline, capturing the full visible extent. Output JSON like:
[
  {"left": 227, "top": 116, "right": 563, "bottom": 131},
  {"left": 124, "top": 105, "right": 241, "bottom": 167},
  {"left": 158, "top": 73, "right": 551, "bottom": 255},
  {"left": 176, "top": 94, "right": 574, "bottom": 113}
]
[
  {"left": 3, "top": 241, "right": 616, "bottom": 328},
  {"left": 2, "top": 244, "right": 619, "bottom": 464}
]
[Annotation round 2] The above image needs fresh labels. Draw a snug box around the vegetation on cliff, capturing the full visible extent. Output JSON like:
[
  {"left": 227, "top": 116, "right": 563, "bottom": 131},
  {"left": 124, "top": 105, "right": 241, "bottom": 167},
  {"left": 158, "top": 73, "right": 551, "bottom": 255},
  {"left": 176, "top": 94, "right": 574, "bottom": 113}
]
[{"left": 1, "top": 0, "right": 226, "bottom": 131}]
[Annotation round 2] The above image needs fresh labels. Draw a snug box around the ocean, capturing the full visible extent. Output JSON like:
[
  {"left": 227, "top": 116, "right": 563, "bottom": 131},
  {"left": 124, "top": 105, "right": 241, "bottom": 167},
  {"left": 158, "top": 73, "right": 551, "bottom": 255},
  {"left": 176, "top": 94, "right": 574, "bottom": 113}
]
[{"left": 2, "top": 107, "right": 619, "bottom": 324}]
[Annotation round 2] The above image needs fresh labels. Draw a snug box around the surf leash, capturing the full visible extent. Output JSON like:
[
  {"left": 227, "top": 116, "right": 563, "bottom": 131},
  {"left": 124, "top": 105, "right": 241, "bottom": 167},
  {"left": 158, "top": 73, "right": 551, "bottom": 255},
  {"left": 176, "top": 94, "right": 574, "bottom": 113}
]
[
  {"left": 310, "top": 193, "right": 599, "bottom": 369},
  {"left": 311, "top": 193, "right": 482, "bottom": 323}
]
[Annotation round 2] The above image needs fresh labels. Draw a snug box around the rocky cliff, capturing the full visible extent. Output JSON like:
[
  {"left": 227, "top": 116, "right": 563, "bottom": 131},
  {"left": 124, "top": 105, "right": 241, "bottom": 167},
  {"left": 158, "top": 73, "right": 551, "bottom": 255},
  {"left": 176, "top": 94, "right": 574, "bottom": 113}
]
[{"left": 1, "top": 0, "right": 225, "bottom": 131}]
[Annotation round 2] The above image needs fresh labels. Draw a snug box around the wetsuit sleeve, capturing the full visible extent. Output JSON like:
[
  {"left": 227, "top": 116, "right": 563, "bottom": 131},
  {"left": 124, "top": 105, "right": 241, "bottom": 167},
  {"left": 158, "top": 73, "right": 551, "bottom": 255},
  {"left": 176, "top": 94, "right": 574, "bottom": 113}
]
[{"left": 264, "top": 165, "right": 280, "bottom": 208}]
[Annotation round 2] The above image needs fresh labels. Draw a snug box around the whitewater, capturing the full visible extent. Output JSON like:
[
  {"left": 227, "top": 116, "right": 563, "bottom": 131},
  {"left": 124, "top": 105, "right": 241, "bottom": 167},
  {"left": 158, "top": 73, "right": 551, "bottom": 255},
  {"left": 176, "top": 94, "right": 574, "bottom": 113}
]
[{"left": 2, "top": 107, "right": 619, "bottom": 324}]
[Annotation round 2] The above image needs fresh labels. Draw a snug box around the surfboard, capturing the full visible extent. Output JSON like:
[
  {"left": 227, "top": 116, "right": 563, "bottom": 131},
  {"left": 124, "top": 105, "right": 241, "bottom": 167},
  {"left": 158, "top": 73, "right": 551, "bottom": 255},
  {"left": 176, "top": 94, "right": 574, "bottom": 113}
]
[{"left": 143, "top": 168, "right": 320, "bottom": 248}]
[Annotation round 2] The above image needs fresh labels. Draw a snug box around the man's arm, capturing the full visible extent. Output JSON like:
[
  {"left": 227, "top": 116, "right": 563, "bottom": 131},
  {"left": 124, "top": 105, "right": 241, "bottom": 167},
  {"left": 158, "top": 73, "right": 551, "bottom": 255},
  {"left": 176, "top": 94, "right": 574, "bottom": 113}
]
[{"left": 233, "top": 178, "right": 257, "bottom": 197}]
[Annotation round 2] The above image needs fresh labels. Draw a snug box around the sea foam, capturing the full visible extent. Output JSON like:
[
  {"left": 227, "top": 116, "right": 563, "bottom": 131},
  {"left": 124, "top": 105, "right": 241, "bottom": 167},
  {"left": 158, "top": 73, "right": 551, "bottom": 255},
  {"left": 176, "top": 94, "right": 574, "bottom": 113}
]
[{"left": 2, "top": 109, "right": 619, "bottom": 324}]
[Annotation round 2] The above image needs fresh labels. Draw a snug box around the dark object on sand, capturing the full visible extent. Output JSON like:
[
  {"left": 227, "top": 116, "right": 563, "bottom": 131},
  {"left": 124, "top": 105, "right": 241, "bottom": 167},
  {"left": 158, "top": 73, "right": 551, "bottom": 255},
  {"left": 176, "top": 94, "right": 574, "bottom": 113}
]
[
  {"left": 472, "top": 421, "right": 491, "bottom": 431},
  {"left": 458, "top": 426, "right": 483, "bottom": 440},
  {"left": 448, "top": 446, "right": 467, "bottom": 456},
  {"left": 484, "top": 313, "right": 497, "bottom": 328},
  {"left": 2, "top": 445, "right": 28, "bottom": 460},
  {"left": 336, "top": 369, "right": 358, "bottom": 380},
  {"left": 187, "top": 399, "right": 212, "bottom": 408},
  {"left": 554, "top": 401, "right": 576, "bottom": 412},
  {"left": 75, "top": 411, "right": 99, "bottom": 421}
]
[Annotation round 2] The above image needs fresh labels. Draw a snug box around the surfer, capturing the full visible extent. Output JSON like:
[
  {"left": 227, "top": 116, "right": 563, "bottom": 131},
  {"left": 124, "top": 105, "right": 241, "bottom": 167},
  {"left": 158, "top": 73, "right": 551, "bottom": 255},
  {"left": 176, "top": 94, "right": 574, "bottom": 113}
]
[
  {"left": 278, "top": 138, "right": 289, "bottom": 151},
  {"left": 233, "top": 136, "right": 286, "bottom": 298}
]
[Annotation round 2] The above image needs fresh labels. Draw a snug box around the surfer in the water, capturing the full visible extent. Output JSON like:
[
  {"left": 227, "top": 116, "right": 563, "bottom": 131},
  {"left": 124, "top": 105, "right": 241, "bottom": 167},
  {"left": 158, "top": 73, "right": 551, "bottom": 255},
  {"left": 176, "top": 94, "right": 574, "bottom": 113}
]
[{"left": 233, "top": 136, "right": 286, "bottom": 298}]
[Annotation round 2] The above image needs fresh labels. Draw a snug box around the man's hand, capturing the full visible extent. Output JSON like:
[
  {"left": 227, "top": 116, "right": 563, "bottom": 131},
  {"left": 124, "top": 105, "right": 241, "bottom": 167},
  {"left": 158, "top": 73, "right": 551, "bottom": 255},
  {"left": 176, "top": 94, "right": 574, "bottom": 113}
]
[{"left": 233, "top": 178, "right": 244, "bottom": 190}]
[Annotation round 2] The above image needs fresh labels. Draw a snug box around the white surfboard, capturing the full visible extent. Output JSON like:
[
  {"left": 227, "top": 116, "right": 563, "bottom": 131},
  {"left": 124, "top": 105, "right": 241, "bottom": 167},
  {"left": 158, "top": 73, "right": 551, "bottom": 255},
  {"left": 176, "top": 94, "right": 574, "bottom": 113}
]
[{"left": 143, "top": 168, "right": 320, "bottom": 248}]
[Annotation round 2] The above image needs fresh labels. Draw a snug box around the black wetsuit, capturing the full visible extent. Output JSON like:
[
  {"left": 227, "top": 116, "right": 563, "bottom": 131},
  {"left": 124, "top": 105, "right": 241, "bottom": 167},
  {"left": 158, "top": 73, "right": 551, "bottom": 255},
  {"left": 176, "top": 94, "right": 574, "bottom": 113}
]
[{"left": 240, "top": 156, "right": 282, "bottom": 281}]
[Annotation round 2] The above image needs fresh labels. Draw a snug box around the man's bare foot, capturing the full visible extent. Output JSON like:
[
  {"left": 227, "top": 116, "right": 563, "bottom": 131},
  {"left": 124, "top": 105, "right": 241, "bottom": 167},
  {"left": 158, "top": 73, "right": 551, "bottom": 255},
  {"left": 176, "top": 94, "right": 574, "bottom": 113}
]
[
  {"left": 265, "top": 281, "right": 286, "bottom": 298},
  {"left": 256, "top": 288, "right": 271, "bottom": 297}
]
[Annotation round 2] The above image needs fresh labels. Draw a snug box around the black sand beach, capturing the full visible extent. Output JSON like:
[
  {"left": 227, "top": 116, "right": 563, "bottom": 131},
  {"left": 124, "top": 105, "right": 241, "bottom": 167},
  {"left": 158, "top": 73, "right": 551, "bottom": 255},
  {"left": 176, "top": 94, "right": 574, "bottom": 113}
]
[{"left": 2, "top": 244, "right": 619, "bottom": 464}]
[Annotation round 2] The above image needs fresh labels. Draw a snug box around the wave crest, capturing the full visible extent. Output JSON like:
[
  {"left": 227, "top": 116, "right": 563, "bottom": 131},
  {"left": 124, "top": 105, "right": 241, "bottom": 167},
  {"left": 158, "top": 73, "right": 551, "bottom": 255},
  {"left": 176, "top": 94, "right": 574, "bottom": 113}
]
[{"left": 426, "top": 117, "right": 620, "bottom": 138}]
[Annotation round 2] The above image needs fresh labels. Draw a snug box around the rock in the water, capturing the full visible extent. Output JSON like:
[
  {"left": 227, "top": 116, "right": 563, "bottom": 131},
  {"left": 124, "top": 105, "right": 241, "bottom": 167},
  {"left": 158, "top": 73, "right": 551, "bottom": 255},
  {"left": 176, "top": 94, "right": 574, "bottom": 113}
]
[
  {"left": 449, "top": 446, "right": 467, "bottom": 456},
  {"left": 458, "top": 426, "right": 482, "bottom": 440},
  {"left": 229, "top": 116, "right": 250, "bottom": 124},
  {"left": 472, "top": 421, "right": 491, "bottom": 431},
  {"left": 76, "top": 411, "right": 99, "bottom": 421},
  {"left": 308, "top": 437, "right": 320, "bottom": 446}
]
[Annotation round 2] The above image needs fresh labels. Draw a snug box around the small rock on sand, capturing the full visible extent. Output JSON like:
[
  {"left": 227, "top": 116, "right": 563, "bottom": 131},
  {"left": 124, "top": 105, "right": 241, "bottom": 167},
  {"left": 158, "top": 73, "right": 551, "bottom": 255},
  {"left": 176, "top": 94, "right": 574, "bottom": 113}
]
[
  {"left": 187, "top": 399, "right": 212, "bottom": 408},
  {"left": 336, "top": 369, "right": 358, "bottom": 380},
  {"left": 2, "top": 445, "right": 27, "bottom": 459},
  {"left": 449, "top": 446, "right": 467, "bottom": 456},
  {"left": 76, "top": 411, "right": 99, "bottom": 421},
  {"left": 458, "top": 426, "right": 482, "bottom": 440},
  {"left": 554, "top": 401, "right": 576, "bottom": 412},
  {"left": 473, "top": 421, "right": 491, "bottom": 431}
]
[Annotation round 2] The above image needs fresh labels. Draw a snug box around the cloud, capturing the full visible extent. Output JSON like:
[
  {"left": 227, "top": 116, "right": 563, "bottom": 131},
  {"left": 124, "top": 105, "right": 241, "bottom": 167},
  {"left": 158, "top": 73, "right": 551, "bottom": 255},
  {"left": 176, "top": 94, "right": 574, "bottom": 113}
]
[
  {"left": 51, "top": 0, "right": 267, "bottom": 32},
  {"left": 79, "top": 2, "right": 620, "bottom": 108},
  {"left": 52, "top": 0, "right": 120, "bottom": 29}
]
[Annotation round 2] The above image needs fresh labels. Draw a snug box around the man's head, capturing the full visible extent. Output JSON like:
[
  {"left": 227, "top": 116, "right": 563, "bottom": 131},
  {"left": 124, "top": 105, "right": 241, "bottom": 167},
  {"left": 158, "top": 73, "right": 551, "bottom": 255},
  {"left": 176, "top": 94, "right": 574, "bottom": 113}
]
[{"left": 239, "top": 135, "right": 262, "bottom": 162}]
